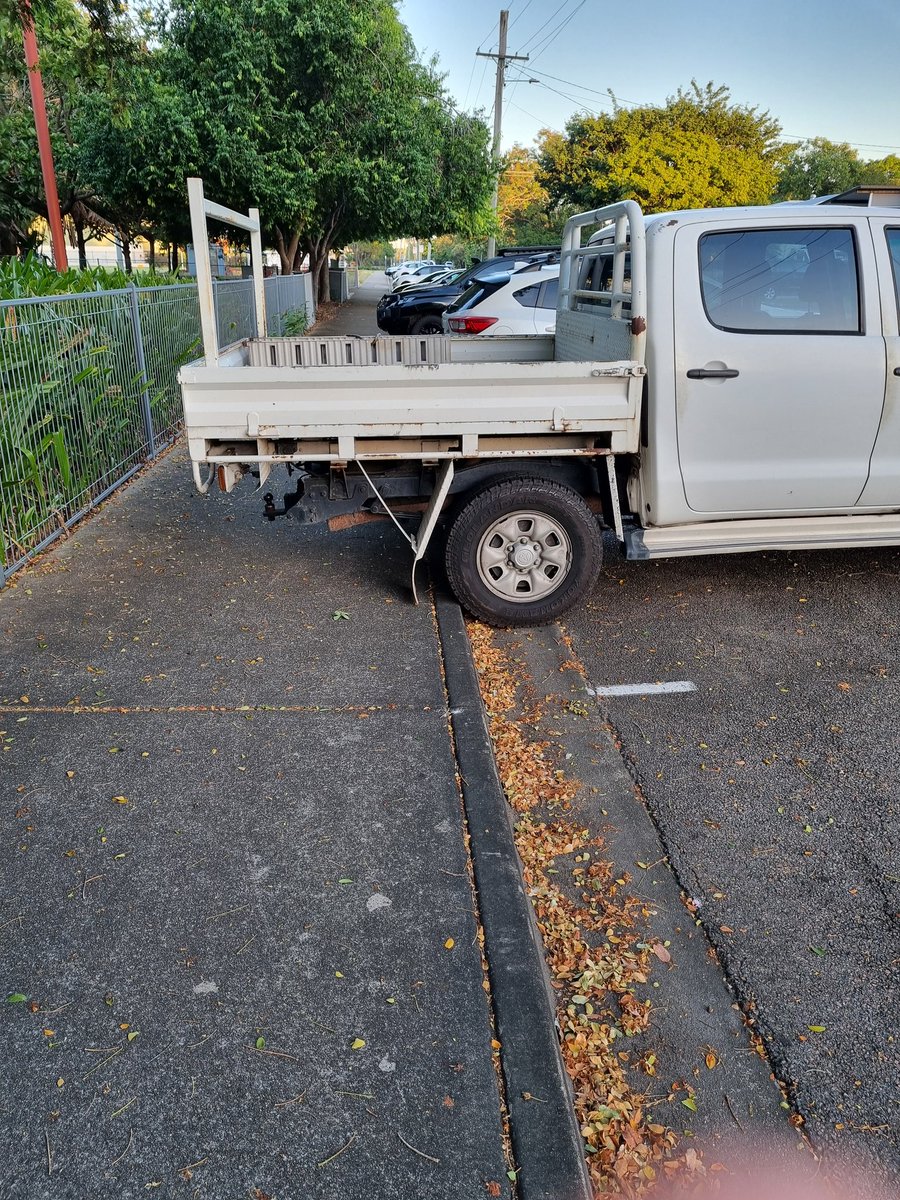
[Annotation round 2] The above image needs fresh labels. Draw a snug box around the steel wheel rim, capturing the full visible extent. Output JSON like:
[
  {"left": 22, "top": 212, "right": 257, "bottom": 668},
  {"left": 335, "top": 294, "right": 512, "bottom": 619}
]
[{"left": 476, "top": 510, "right": 572, "bottom": 603}]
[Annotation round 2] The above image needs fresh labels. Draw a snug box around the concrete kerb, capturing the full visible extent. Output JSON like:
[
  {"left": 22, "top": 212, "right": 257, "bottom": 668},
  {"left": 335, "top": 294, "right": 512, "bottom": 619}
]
[{"left": 435, "top": 596, "right": 593, "bottom": 1200}]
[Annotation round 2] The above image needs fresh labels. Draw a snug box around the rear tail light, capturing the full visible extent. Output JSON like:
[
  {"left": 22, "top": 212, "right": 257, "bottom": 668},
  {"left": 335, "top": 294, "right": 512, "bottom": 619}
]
[{"left": 447, "top": 316, "right": 499, "bottom": 334}]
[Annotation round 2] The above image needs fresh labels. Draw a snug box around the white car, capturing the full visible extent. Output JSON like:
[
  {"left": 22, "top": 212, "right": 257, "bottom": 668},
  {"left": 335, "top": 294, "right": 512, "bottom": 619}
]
[
  {"left": 442, "top": 261, "right": 559, "bottom": 336},
  {"left": 393, "top": 267, "right": 464, "bottom": 294},
  {"left": 385, "top": 258, "right": 421, "bottom": 278},
  {"left": 391, "top": 260, "right": 437, "bottom": 289}
]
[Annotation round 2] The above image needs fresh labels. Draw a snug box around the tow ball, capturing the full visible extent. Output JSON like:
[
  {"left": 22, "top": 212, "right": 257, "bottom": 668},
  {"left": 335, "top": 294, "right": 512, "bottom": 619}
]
[{"left": 263, "top": 488, "right": 303, "bottom": 521}]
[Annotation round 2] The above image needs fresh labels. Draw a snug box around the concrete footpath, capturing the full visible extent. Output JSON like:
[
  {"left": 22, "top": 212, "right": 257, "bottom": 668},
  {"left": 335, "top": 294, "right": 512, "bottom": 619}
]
[
  {"left": 0, "top": 449, "right": 511, "bottom": 1198},
  {"left": 312, "top": 271, "right": 388, "bottom": 336}
]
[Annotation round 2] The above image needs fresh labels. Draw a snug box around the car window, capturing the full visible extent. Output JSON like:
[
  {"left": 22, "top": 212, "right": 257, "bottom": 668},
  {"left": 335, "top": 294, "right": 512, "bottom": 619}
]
[
  {"left": 886, "top": 228, "right": 900, "bottom": 313},
  {"left": 448, "top": 276, "right": 511, "bottom": 314},
  {"left": 537, "top": 278, "right": 558, "bottom": 310},
  {"left": 574, "top": 250, "right": 630, "bottom": 311},
  {"left": 513, "top": 283, "right": 540, "bottom": 308},
  {"left": 699, "top": 228, "right": 860, "bottom": 333}
]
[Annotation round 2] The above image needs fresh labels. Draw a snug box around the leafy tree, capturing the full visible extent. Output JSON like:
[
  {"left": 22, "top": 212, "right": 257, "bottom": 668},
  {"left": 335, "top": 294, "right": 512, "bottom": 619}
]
[
  {"left": 71, "top": 62, "right": 201, "bottom": 264},
  {"left": 431, "top": 232, "right": 487, "bottom": 266},
  {"left": 539, "top": 80, "right": 783, "bottom": 214},
  {"left": 0, "top": 0, "right": 143, "bottom": 262},
  {"left": 774, "top": 138, "right": 864, "bottom": 200},
  {"left": 774, "top": 139, "right": 900, "bottom": 199},
  {"left": 497, "top": 143, "right": 575, "bottom": 245},
  {"left": 161, "top": 0, "right": 493, "bottom": 300},
  {"left": 4, "top": 0, "right": 493, "bottom": 287},
  {"left": 868, "top": 154, "right": 900, "bottom": 184}
]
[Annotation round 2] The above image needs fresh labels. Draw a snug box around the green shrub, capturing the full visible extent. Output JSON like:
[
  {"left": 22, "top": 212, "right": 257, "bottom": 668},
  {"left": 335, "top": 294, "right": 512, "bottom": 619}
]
[
  {"left": 282, "top": 306, "right": 309, "bottom": 336},
  {"left": 0, "top": 253, "right": 183, "bottom": 300}
]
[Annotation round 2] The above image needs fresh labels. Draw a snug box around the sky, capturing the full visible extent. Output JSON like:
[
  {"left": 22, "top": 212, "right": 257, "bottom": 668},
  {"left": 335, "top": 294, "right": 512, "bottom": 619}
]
[{"left": 398, "top": 0, "right": 900, "bottom": 159}]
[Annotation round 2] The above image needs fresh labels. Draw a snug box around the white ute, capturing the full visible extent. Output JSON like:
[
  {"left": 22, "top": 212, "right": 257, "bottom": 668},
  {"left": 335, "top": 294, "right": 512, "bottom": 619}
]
[{"left": 179, "top": 178, "right": 900, "bottom": 625}]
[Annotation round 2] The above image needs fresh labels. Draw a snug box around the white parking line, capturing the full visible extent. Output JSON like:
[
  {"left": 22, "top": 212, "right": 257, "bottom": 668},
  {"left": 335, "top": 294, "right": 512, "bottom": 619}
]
[{"left": 587, "top": 681, "right": 698, "bottom": 697}]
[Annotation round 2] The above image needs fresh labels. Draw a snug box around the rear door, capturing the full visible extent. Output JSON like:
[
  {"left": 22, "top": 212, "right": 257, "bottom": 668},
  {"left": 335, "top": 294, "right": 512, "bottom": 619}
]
[
  {"left": 674, "top": 215, "right": 885, "bottom": 514},
  {"left": 535, "top": 277, "right": 559, "bottom": 333},
  {"left": 856, "top": 221, "right": 900, "bottom": 505},
  {"left": 508, "top": 278, "right": 542, "bottom": 334}
]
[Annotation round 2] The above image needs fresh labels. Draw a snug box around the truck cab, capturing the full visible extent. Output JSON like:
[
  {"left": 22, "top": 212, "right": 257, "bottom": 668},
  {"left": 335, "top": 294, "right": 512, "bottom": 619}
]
[{"left": 624, "top": 200, "right": 900, "bottom": 556}]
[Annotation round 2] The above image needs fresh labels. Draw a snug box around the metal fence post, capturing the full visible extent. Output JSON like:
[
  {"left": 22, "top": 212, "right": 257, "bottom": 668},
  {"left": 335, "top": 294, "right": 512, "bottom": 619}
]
[{"left": 128, "top": 283, "right": 158, "bottom": 459}]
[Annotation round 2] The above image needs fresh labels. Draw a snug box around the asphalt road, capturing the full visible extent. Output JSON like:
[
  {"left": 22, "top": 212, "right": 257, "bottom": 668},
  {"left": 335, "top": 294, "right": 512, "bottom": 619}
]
[
  {"left": 567, "top": 540, "right": 900, "bottom": 1180},
  {"left": 0, "top": 449, "right": 511, "bottom": 1199}
]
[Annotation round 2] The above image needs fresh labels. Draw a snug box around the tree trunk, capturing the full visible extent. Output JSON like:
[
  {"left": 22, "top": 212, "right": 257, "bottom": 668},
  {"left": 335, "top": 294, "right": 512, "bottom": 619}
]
[
  {"left": 304, "top": 236, "right": 325, "bottom": 304},
  {"left": 312, "top": 252, "right": 330, "bottom": 304},
  {"left": 74, "top": 217, "right": 87, "bottom": 270},
  {"left": 148, "top": 237, "right": 156, "bottom": 270},
  {"left": 120, "top": 232, "right": 132, "bottom": 273},
  {"left": 274, "top": 226, "right": 300, "bottom": 275}
]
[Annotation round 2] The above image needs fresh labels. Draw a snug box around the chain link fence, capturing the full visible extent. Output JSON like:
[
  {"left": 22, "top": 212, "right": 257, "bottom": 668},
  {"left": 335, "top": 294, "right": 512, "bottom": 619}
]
[{"left": 0, "top": 273, "right": 312, "bottom": 583}]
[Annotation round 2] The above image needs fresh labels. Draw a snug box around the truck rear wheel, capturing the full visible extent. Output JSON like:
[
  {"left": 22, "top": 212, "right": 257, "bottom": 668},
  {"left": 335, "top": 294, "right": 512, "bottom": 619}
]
[{"left": 445, "top": 477, "right": 602, "bottom": 626}]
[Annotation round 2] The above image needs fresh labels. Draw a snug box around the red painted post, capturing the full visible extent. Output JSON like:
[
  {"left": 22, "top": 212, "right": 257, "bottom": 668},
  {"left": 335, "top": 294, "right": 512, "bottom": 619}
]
[{"left": 21, "top": 11, "right": 68, "bottom": 270}]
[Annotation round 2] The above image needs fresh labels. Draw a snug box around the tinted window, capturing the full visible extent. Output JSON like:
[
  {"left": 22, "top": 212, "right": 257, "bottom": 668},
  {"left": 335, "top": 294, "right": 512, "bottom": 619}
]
[
  {"left": 447, "top": 275, "right": 510, "bottom": 315},
  {"left": 886, "top": 228, "right": 900, "bottom": 311},
  {"left": 513, "top": 283, "right": 540, "bottom": 308},
  {"left": 453, "top": 254, "right": 549, "bottom": 290},
  {"left": 574, "top": 250, "right": 630, "bottom": 311},
  {"left": 699, "top": 228, "right": 860, "bottom": 333},
  {"left": 537, "top": 278, "right": 558, "bottom": 310}
]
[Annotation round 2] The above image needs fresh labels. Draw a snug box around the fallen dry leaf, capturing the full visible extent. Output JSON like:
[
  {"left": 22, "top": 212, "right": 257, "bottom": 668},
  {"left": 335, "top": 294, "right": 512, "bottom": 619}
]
[{"left": 467, "top": 620, "right": 701, "bottom": 1194}]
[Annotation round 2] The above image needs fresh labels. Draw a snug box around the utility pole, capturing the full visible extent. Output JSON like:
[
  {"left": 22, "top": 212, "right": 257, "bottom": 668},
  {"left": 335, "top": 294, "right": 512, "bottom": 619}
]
[
  {"left": 21, "top": 7, "right": 67, "bottom": 270},
  {"left": 477, "top": 9, "right": 528, "bottom": 259}
]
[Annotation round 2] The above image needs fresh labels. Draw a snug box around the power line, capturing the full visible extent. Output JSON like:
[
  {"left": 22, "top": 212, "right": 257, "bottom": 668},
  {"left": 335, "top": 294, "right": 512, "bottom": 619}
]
[
  {"left": 473, "top": 53, "right": 493, "bottom": 111},
  {"left": 462, "top": 52, "right": 479, "bottom": 109},
  {"left": 517, "top": 65, "right": 646, "bottom": 108},
  {"left": 506, "top": 98, "right": 554, "bottom": 128},
  {"left": 507, "top": 67, "right": 604, "bottom": 116},
  {"left": 526, "top": 0, "right": 587, "bottom": 64},
  {"left": 477, "top": 9, "right": 531, "bottom": 258},
  {"left": 517, "top": 0, "right": 572, "bottom": 52},
  {"left": 476, "top": 15, "right": 499, "bottom": 52},
  {"left": 502, "top": 64, "right": 900, "bottom": 157},
  {"left": 779, "top": 134, "right": 900, "bottom": 152},
  {"left": 507, "top": 0, "right": 536, "bottom": 29}
]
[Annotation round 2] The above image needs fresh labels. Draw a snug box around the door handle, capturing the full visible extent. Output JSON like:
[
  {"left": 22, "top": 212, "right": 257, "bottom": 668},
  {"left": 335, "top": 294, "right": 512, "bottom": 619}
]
[{"left": 687, "top": 368, "right": 740, "bottom": 380}]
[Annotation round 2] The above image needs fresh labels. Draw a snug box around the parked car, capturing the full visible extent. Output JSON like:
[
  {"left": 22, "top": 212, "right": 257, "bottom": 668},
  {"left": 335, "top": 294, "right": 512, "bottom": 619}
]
[
  {"left": 443, "top": 262, "right": 560, "bottom": 336},
  {"left": 377, "top": 251, "right": 557, "bottom": 335},
  {"left": 385, "top": 259, "right": 422, "bottom": 278},
  {"left": 393, "top": 267, "right": 465, "bottom": 294},
  {"left": 391, "top": 261, "right": 441, "bottom": 290},
  {"left": 391, "top": 260, "right": 437, "bottom": 287}
]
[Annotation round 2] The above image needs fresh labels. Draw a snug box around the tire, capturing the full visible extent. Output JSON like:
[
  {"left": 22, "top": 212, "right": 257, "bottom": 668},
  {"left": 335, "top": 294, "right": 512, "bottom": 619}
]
[
  {"left": 410, "top": 314, "right": 444, "bottom": 335},
  {"left": 445, "top": 476, "right": 602, "bottom": 626}
]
